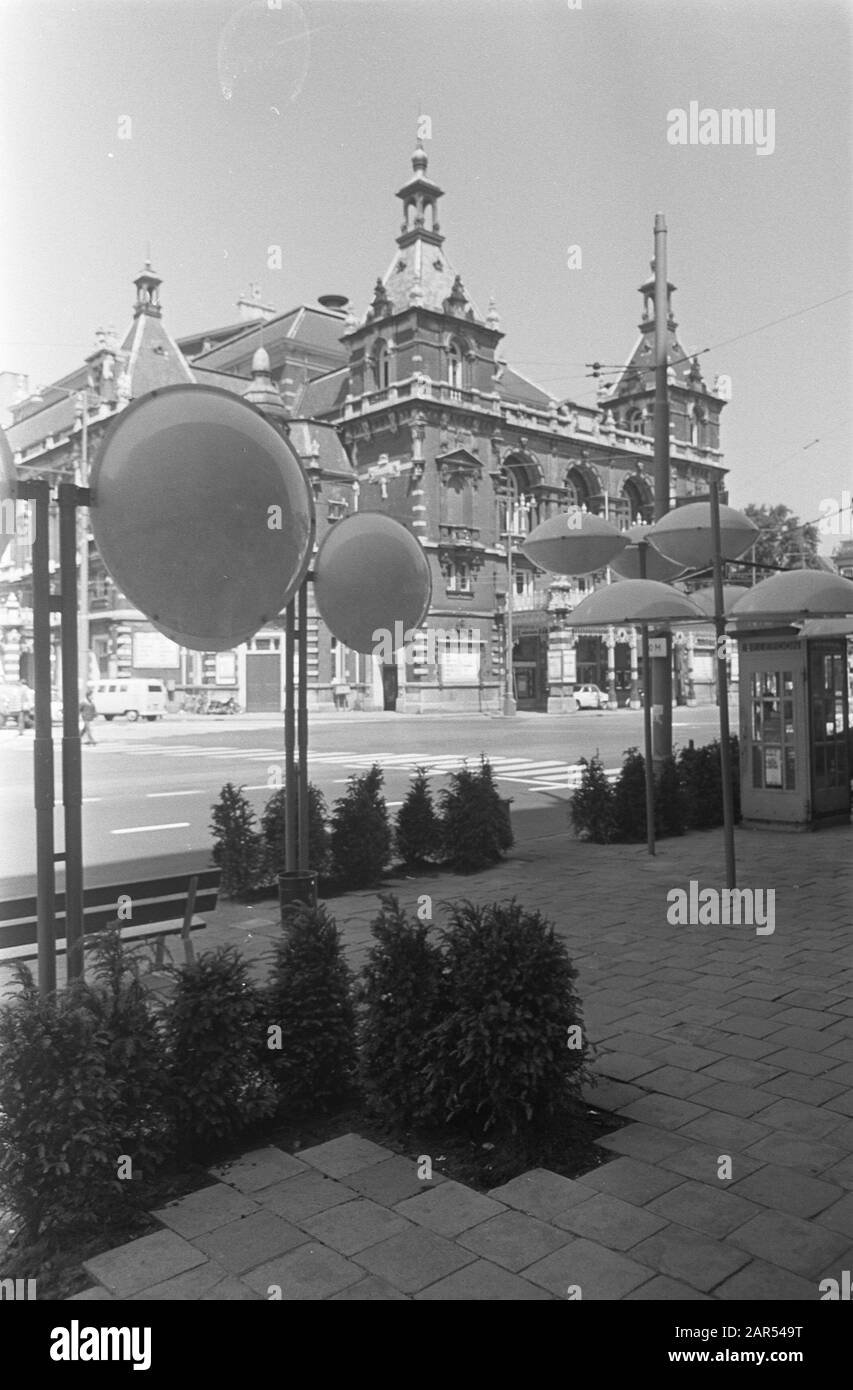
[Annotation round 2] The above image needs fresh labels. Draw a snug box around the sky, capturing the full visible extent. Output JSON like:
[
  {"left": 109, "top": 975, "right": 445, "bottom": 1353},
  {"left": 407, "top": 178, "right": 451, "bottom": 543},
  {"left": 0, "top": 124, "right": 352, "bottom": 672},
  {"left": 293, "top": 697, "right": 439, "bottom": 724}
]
[{"left": 1, "top": 0, "right": 851, "bottom": 545}]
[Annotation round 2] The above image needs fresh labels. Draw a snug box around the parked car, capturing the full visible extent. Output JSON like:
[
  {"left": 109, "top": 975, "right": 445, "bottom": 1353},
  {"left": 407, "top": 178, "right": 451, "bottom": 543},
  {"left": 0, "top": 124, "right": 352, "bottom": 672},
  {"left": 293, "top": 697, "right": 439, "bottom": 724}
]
[
  {"left": 574, "top": 683, "right": 609, "bottom": 710},
  {"left": 93, "top": 678, "right": 167, "bottom": 722},
  {"left": 0, "top": 680, "right": 35, "bottom": 727}
]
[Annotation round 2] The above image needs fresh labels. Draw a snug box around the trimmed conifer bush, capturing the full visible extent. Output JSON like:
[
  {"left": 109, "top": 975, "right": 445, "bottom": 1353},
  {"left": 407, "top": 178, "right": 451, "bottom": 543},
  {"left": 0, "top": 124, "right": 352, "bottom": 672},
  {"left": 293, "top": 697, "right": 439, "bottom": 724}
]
[
  {"left": 394, "top": 767, "right": 442, "bottom": 868},
  {"left": 611, "top": 747, "right": 649, "bottom": 842},
  {"left": 655, "top": 754, "right": 686, "bottom": 838},
  {"left": 261, "top": 777, "right": 329, "bottom": 880},
  {"left": 357, "top": 894, "right": 445, "bottom": 1123},
  {"left": 439, "top": 757, "right": 513, "bottom": 873},
  {"left": 210, "top": 782, "right": 262, "bottom": 898},
  {"left": 422, "top": 900, "right": 590, "bottom": 1135},
  {"left": 264, "top": 902, "right": 357, "bottom": 1115},
  {"left": 568, "top": 755, "right": 615, "bottom": 842},
  {"left": 329, "top": 764, "right": 391, "bottom": 888}
]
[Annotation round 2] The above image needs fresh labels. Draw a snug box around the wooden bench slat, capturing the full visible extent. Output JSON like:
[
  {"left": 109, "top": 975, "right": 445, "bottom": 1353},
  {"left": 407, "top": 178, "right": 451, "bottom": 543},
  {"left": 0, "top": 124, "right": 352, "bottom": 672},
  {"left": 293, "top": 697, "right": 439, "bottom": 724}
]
[
  {"left": 0, "top": 870, "right": 221, "bottom": 924},
  {"left": 0, "top": 916, "right": 208, "bottom": 967}
]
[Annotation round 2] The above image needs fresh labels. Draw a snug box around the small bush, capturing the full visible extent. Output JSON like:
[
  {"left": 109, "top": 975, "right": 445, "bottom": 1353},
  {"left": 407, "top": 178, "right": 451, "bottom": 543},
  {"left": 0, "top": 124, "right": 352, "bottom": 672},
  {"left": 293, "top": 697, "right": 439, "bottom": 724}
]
[
  {"left": 394, "top": 767, "right": 442, "bottom": 867},
  {"left": 0, "top": 968, "right": 123, "bottom": 1240},
  {"left": 678, "top": 736, "right": 741, "bottom": 830},
  {"left": 261, "top": 777, "right": 329, "bottom": 881},
  {"left": 611, "top": 747, "right": 649, "bottom": 842},
  {"left": 265, "top": 903, "right": 357, "bottom": 1115},
  {"left": 165, "top": 947, "right": 276, "bottom": 1158},
  {"left": 655, "top": 755, "right": 686, "bottom": 838},
  {"left": 210, "top": 783, "right": 262, "bottom": 898},
  {"left": 357, "top": 894, "right": 445, "bottom": 1124},
  {"left": 569, "top": 756, "right": 615, "bottom": 842},
  {"left": 330, "top": 764, "right": 391, "bottom": 888},
  {"left": 439, "top": 757, "right": 513, "bottom": 873},
  {"left": 422, "top": 900, "right": 590, "bottom": 1135}
]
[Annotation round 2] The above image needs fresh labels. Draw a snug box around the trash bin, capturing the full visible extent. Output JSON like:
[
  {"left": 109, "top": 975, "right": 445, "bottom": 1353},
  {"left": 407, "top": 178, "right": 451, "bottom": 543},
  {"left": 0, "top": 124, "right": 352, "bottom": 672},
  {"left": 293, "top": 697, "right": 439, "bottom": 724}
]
[{"left": 278, "top": 870, "right": 318, "bottom": 921}]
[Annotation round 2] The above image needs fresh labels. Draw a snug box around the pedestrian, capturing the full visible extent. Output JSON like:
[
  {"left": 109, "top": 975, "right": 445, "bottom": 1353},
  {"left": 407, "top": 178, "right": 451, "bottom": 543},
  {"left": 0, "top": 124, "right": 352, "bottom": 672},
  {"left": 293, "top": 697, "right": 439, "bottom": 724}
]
[{"left": 80, "top": 687, "right": 97, "bottom": 746}]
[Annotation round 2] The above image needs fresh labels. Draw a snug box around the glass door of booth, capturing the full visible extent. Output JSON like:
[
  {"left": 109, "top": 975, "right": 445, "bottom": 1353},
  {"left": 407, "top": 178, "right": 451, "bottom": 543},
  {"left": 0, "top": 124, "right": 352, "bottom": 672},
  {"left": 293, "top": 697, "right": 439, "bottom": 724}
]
[
  {"left": 742, "top": 649, "right": 809, "bottom": 824},
  {"left": 808, "top": 641, "right": 850, "bottom": 820}
]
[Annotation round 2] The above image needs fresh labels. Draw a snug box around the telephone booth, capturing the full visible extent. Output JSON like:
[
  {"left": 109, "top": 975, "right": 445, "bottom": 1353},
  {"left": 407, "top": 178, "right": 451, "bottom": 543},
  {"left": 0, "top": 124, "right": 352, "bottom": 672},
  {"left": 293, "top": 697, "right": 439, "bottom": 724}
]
[{"left": 736, "top": 625, "right": 850, "bottom": 829}]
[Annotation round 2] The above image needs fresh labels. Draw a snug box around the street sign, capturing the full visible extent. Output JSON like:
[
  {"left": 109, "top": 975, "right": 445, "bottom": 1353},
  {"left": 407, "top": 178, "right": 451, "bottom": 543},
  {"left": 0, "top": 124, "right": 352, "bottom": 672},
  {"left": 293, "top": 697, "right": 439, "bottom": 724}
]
[
  {"left": 313, "top": 512, "right": 432, "bottom": 655},
  {"left": 648, "top": 636, "right": 668, "bottom": 657},
  {"left": 90, "top": 386, "right": 315, "bottom": 651}
]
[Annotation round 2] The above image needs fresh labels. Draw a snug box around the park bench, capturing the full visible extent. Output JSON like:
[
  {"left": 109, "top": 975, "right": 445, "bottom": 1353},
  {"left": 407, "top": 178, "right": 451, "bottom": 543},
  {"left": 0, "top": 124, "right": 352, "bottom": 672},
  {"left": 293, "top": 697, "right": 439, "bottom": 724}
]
[{"left": 0, "top": 869, "right": 220, "bottom": 971}]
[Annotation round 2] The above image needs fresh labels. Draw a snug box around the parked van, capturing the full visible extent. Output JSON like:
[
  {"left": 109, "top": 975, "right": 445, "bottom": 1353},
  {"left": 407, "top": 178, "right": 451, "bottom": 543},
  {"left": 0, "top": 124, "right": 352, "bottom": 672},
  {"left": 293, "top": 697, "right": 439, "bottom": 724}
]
[{"left": 93, "top": 679, "right": 167, "bottom": 722}]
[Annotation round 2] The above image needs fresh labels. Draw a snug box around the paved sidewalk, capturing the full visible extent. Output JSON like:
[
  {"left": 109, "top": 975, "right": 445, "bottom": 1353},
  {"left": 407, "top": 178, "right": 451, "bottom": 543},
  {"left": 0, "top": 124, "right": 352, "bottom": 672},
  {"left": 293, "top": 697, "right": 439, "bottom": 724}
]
[{"left": 68, "top": 819, "right": 853, "bottom": 1299}]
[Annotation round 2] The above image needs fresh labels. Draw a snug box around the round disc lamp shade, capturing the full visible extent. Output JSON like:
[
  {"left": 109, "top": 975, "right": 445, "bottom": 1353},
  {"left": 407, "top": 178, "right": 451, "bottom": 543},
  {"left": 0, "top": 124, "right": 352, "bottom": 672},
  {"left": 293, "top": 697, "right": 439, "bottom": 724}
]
[
  {"left": 647, "top": 502, "right": 759, "bottom": 569},
  {"left": 0, "top": 426, "right": 16, "bottom": 563},
  {"left": 521, "top": 510, "right": 628, "bottom": 576},
  {"left": 90, "top": 386, "right": 315, "bottom": 652},
  {"left": 730, "top": 569, "right": 853, "bottom": 621},
  {"left": 566, "top": 579, "right": 705, "bottom": 627},
  {"left": 684, "top": 584, "right": 751, "bottom": 620},
  {"left": 609, "top": 524, "right": 686, "bottom": 582},
  {"left": 313, "top": 511, "right": 432, "bottom": 655}
]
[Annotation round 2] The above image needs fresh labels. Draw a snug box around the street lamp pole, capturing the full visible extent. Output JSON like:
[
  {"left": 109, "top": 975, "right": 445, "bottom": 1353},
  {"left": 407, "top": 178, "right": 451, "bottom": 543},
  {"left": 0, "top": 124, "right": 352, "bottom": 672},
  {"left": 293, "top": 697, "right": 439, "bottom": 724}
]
[
  {"left": 75, "top": 394, "right": 91, "bottom": 690},
  {"left": 505, "top": 503, "right": 516, "bottom": 717},
  {"left": 651, "top": 212, "right": 673, "bottom": 767}
]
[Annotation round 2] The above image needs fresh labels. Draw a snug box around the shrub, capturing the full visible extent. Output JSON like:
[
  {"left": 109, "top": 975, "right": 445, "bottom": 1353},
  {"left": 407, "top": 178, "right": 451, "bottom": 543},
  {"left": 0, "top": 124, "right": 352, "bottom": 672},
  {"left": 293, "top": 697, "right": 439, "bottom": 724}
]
[
  {"left": 210, "top": 783, "right": 262, "bottom": 898},
  {"left": 165, "top": 947, "right": 276, "bottom": 1158},
  {"left": 357, "top": 894, "right": 445, "bottom": 1124},
  {"left": 422, "top": 900, "right": 590, "bottom": 1135},
  {"left": 260, "top": 777, "right": 329, "bottom": 881},
  {"left": 264, "top": 903, "right": 357, "bottom": 1115},
  {"left": 655, "top": 755, "right": 686, "bottom": 838},
  {"left": 0, "top": 967, "right": 123, "bottom": 1240},
  {"left": 678, "top": 736, "right": 741, "bottom": 830},
  {"left": 394, "top": 767, "right": 442, "bottom": 868},
  {"left": 329, "top": 764, "right": 391, "bottom": 888},
  {"left": 611, "top": 747, "right": 649, "bottom": 842},
  {"left": 81, "top": 926, "right": 174, "bottom": 1177},
  {"left": 439, "top": 757, "right": 513, "bottom": 873},
  {"left": 568, "top": 756, "right": 615, "bottom": 842}
]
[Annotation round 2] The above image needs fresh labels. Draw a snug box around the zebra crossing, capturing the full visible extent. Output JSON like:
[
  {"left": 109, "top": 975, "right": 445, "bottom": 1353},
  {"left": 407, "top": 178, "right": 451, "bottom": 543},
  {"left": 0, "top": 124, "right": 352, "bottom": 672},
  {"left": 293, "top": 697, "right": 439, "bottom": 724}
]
[{"left": 120, "top": 743, "right": 620, "bottom": 793}]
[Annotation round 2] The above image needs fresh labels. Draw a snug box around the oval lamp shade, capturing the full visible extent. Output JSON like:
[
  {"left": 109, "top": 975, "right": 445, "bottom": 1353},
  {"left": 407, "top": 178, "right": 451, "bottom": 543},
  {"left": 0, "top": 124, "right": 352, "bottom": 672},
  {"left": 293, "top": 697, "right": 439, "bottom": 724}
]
[
  {"left": 313, "top": 511, "right": 432, "bottom": 655},
  {"left": 521, "top": 510, "right": 628, "bottom": 576},
  {"left": 648, "top": 502, "right": 758, "bottom": 568},
  {"left": 730, "top": 569, "right": 853, "bottom": 621},
  {"left": 684, "top": 584, "right": 751, "bottom": 620},
  {"left": 90, "top": 386, "right": 315, "bottom": 652},
  {"left": 609, "top": 524, "right": 686, "bottom": 582},
  {"left": 0, "top": 426, "right": 16, "bottom": 563},
  {"left": 566, "top": 579, "right": 705, "bottom": 627}
]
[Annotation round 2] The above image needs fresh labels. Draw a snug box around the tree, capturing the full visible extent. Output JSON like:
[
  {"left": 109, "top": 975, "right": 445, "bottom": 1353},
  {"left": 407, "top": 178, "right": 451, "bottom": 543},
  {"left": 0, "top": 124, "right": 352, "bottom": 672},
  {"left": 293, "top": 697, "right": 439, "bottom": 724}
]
[{"left": 742, "top": 503, "right": 820, "bottom": 573}]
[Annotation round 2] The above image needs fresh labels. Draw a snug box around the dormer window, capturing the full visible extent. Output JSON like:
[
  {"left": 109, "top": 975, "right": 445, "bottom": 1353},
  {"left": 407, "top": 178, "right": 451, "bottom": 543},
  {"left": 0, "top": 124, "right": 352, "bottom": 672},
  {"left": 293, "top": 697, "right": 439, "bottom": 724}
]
[
  {"left": 447, "top": 341, "right": 462, "bottom": 389},
  {"left": 374, "top": 340, "right": 391, "bottom": 390}
]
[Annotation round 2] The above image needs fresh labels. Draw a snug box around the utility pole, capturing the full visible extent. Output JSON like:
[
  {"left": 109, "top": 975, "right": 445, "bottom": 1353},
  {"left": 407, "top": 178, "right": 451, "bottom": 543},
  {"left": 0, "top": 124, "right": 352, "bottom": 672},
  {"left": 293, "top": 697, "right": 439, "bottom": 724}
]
[
  {"left": 504, "top": 493, "right": 516, "bottom": 717},
  {"left": 75, "top": 393, "right": 90, "bottom": 691},
  {"left": 651, "top": 212, "right": 673, "bottom": 766}
]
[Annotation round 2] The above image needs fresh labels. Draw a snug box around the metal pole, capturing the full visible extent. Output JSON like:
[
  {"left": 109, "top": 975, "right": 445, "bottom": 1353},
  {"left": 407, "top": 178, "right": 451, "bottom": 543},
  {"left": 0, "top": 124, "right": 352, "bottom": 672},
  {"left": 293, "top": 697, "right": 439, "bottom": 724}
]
[
  {"left": 77, "top": 396, "right": 90, "bottom": 684},
  {"left": 58, "top": 482, "right": 85, "bottom": 982},
  {"left": 297, "top": 580, "right": 309, "bottom": 872},
  {"left": 638, "top": 541, "right": 656, "bottom": 856},
  {"left": 284, "top": 600, "right": 297, "bottom": 872},
  {"left": 504, "top": 493, "right": 516, "bottom": 716},
  {"left": 651, "top": 212, "right": 673, "bottom": 767},
  {"left": 21, "top": 480, "right": 56, "bottom": 995},
  {"left": 710, "top": 479, "right": 737, "bottom": 889}
]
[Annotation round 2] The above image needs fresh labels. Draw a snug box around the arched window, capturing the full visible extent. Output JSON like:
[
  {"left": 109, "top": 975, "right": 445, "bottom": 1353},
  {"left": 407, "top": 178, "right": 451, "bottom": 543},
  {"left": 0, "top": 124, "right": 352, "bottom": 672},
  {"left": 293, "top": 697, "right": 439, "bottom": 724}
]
[
  {"left": 623, "top": 476, "right": 652, "bottom": 525},
  {"left": 374, "top": 340, "right": 390, "bottom": 390},
  {"left": 565, "top": 468, "right": 591, "bottom": 509},
  {"left": 447, "top": 341, "right": 462, "bottom": 389},
  {"left": 627, "top": 408, "right": 646, "bottom": 436},
  {"left": 690, "top": 406, "right": 705, "bottom": 448}
]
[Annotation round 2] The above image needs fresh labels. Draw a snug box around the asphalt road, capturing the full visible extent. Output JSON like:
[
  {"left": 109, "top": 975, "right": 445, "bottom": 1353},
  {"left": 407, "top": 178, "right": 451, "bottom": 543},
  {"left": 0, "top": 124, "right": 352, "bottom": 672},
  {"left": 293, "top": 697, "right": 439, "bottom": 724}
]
[{"left": 0, "top": 704, "right": 725, "bottom": 897}]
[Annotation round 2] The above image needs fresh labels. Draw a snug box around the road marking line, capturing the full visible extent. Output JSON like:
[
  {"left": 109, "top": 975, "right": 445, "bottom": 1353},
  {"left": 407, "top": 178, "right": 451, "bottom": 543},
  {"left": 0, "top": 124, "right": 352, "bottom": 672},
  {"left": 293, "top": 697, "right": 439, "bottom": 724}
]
[
  {"left": 111, "top": 822, "right": 191, "bottom": 835},
  {"left": 146, "top": 790, "right": 204, "bottom": 798},
  {"left": 82, "top": 797, "right": 102, "bottom": 803}
]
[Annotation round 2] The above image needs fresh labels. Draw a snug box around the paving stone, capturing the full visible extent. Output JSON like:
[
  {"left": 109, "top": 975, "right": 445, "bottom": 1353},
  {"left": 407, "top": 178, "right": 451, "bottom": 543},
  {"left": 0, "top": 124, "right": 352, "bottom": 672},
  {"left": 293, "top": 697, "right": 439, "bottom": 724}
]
[
  {"left": 754, "top": 1097, "right": 849, "bottom": 1140},
  {"left": 686, "top": 1081, "right": 776, "bottom": 1119},
  {"left": 823, "top": 1060, "right": 853, "bottom": 1087},
  {"left": 745, "top": 1133, "right": 847, "bottom": 1177},
  {"left": 456, "top": 1210, "right": 572, "bottom": 1271},
  {"left": 730, "top": 1165, "right": 843, "bottom": 1219},
  {"left": 718, "top": 1036, "right": 780, "bottom": 1061},
  {"left": 678, "top": 1111, "right": 771, "bottom": 1151},
  {"left": 523, "top": 1237, "right": 654, "bottom": 1300},
  {"left": 254, "top": 1171, "right": 357, "bottom": 1222},
  {"left": 655, "top": 1043, "right": 724, "bottom": 1071},
  {"left": 344, "top": 1155, "right": 445, "bottom": 1207},
  {"left": 713, "top": 1259, "right": 820, "bottom": 1301},
  {"left": 395, "top": 1179, "right": 505, "bottom": 1236},
  {"left": 209, "top": 1147, "right": 308, "bottom": 1192},
  {"left": 552, "top": 1192, "right": 669, "bottom": 1250},
  {"left": 816, "top": 1193, "right": 853, "bottom": 1239},
  {"left": 243, "top": 1243, "right": 364, "bottom": 1299},
  {"left": 728, "top": 1209, "right": 850, "bottom": 1277},
  {"left": 630, "top": 1223, "right": 751, "bottom": 1292},
  {"left": 583, "top": 1079, "right": 648, "bottom": 1111},
  {"left": 646, "top": 1180, "right": 760, "bottom": 1238},
  {"left": 822, "top": 1154, "right": 853, "bottom": 1190},
  {"left": 618, "top": 1096, "right": 710, "bottom": 1131},
  {"left": 353, "top": 1227, "right": 475, "bottom": 1294},
  {"left": 415, "top": 1259, "right": 555, "bottom": 1300},
  {"left": 329, "top": 1276, "right": 410, "bottom": 1300},
  {"left": 153, "top": 1183, "right": 259, "bottom": 1239},
  {"left": 67, "top": 1287, "right": 115, "bottom": 1301},
  {"left": 763, "top": 1073, "right": 845, "bottom": 1106},
  {"left": 83, "top": 1229, "right": 208, "bottom": 1298},
  {"left": 199, "top": 1278, "right": 261, "bottom": 1300},
  {"left": 194, "top": 1209, "right": 307, "bottom": 1273},
  {"left": 659, "top": 1142, "right": 762, "bottom": 1186},
  {"left": 129, "top": 1261, "right": 230, "bottom": 1300},
  {"left": 301, "top": 1198, "right": 411, "bottom": 1255},
  {"left": 595, "top": 1123, "right": 693, "bottom": 1163},
  {"left": 595, "top": 1051, "right": 664, "bottom": 1082},
  {"left": 634, "top": 1065, "right": 717, "bottom": 1099},
  {"left": 761, "top": 1047, "right": 835, "bottom": 1076},
  {"left": 576, "top": 1157, "right": 684, "bottom": 1205},
  {"left": 769, "top": 1026, "right": 833, "bottom": 1053},
  {"left": 775, "top": 1006, "right": 840, "bottom": 1031},
  {"left": 487, "top": 1168, "right": 594, "bottom": 1221},
  {"left": 624, "top": 1276, "right": 711, "bottom": 1300},
  {"left": 825, "top": 1090, "right": 853, "bottom": 1118},
  {"left": 296, "top": 1133, "right": 396, "bottom": 1178}
]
